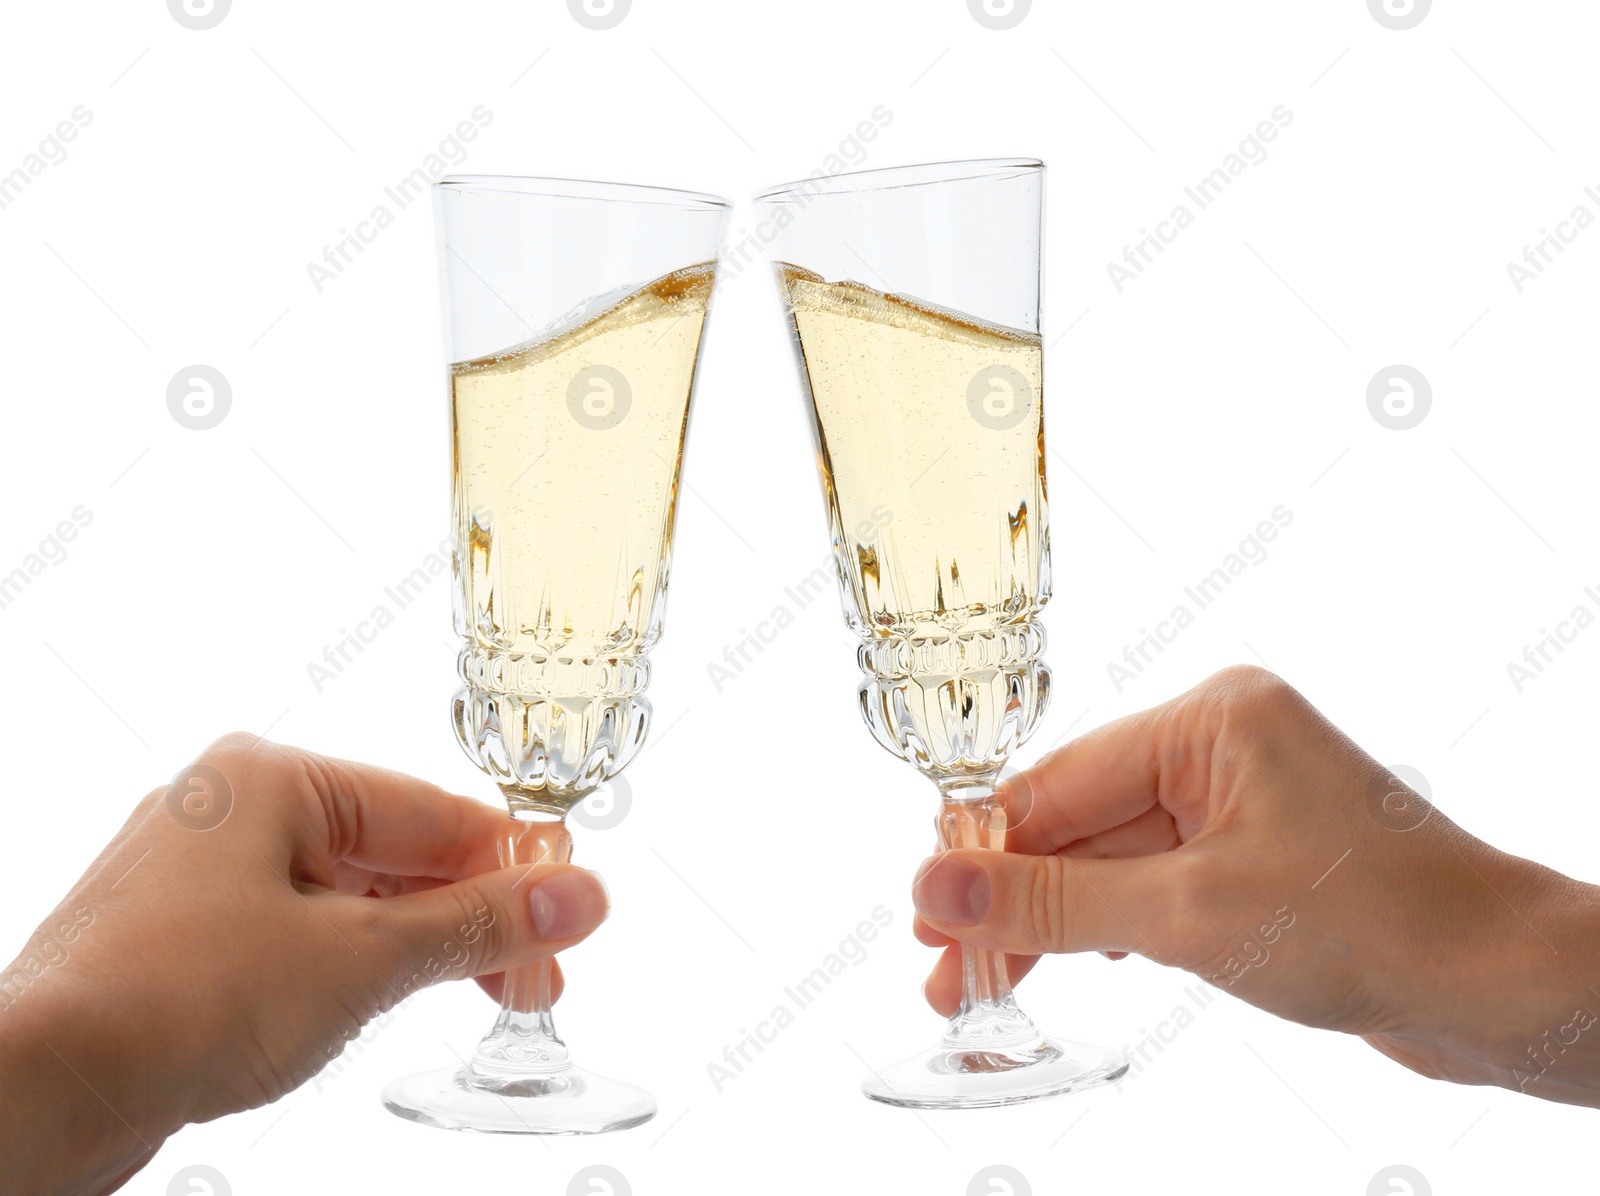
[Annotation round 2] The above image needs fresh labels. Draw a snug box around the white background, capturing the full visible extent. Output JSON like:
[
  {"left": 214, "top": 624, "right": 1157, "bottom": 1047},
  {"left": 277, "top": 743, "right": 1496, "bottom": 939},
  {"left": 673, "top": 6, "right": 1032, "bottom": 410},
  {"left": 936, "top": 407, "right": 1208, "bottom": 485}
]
[{"left": 2, "top": 1, "right": 1596, "bottom": 1193}]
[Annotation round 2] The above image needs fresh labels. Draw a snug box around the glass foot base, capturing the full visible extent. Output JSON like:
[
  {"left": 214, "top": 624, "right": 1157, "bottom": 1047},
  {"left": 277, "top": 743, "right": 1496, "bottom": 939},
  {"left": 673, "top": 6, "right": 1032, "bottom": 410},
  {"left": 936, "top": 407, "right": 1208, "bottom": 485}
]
[
  {"left": 861, "top": 1035, "right": 1127, "bottom": 1109},
  {"left": 382, "top": 1063, "right": 657, "bottom": 1135}
]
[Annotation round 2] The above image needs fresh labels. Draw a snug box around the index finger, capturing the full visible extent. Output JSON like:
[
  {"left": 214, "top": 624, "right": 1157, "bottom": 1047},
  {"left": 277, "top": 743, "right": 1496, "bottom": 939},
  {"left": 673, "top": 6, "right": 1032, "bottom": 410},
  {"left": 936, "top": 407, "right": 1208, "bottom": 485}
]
[
  {"left": 254, "top": 740, "right": 512, "bottom": 880},
  {"left": 1001, "top": 706, "right": 1160, "bottom": 855}
]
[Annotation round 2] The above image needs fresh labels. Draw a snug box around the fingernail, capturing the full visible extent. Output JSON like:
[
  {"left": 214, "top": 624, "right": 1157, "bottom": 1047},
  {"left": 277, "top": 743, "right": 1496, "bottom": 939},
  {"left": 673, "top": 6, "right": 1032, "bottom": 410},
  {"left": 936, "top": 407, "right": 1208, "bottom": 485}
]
[
  {"left": 912, "top": 854, "right": 990, "bottom": 926},
  {"left": 528, "top": 870, "right": 609, "bottom": 940}
]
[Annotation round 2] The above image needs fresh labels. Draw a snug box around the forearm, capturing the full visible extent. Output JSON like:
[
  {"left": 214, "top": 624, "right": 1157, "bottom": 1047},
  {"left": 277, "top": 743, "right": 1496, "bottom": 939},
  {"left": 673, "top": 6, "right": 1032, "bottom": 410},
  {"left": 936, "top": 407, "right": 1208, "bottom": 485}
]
[{"left": 1385, "top": 846, "right": 1600, "bottom": 1107}]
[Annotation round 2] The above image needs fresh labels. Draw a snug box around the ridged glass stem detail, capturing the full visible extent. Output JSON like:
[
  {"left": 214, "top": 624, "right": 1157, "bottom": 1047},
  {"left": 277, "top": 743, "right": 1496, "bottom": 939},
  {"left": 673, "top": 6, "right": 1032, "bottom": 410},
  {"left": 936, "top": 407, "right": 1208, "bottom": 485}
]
[
  {"left": 472, "top": 817, "right": 573, "bottom": 1077},
  {"left": 937, "top": 790, "right": 1041, "bottom": 1049}
]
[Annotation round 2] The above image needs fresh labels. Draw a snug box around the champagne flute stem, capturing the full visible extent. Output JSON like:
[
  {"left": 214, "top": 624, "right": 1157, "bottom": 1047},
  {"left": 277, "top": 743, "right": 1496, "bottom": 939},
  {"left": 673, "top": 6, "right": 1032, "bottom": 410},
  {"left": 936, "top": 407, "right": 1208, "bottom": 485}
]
[
  {"left": 937, "top": 787, "right": 1033, "bottom": 1042},
  {"left": 472, "top": 813, "right": 573, "bottom": 1074}
]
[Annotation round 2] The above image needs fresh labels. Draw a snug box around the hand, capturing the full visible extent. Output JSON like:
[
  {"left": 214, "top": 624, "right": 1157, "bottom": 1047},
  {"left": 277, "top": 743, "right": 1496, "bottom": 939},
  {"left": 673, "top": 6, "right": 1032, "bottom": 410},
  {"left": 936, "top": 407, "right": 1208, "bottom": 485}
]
[
  {"left": 0, "top": 734, "right": 609, "bottom": 1195},
  {"left": 912, "top": 666, "right": 1600, "bottom": 1107}
]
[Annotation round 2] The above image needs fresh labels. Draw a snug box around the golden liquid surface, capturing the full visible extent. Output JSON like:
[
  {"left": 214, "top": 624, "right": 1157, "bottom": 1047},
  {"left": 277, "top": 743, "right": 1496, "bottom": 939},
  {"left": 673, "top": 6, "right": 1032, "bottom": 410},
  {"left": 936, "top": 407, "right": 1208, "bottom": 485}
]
[
  {"left": 778, "top": 264, "right": 1049, "bottom": 639},
  {"left": 451, "top": 263, "right": 714, "bottom": 660}
]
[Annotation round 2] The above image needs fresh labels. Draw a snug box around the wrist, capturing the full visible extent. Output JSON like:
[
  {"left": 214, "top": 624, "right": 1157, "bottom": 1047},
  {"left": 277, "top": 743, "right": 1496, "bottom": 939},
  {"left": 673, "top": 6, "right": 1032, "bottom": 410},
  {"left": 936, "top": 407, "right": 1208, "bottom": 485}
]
[
  {"left": 1419, "top": 844, "right": 1600, "bottom": 1104},
  {"left": 1496, "top": 860, "right": 1600, "bottom": 1103},
  {"left": 0, "top": 974, "right": 164, "bottom": 1193}
]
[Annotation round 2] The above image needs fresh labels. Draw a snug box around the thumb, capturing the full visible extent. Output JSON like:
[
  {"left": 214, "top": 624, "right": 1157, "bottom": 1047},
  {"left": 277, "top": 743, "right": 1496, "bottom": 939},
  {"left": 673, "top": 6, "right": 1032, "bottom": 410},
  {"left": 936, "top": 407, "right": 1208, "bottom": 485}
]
[
  {"left": 912, "top": 849, "right": 1176, "bottom": 960},
  {"left": 349, "top": 863, "right": 609, "bottom": 1000}
]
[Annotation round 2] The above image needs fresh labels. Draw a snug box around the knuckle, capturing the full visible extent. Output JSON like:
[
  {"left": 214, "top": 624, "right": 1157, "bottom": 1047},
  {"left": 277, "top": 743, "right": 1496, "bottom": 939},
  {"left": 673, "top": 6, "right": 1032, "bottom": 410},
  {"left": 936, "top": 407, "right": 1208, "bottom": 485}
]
[
  {"left": 1164, "top": 852, "right": 1212, "bottom": 920},
  {"left": 345, "top": 901, "right": 427, "bottom": 1008},
  {"left": 448, "top": 883, "right": 509, "bottom": 973},
  {"left": 1196, "top": 664, "right": 1303, "bottom": 728},
  {"left": 1155, "top": 853, "right": 1218, "bottom": 968},
  {"left": 1202, "top": 663, "right": 1283, "bottom": 703},
  {"left": 202, "top": 730, "right": 261, "bottom": 760},
  {"left": 193, "top": 731, "right": 278, "bottom": 789},
  {"left": 347, "top": 896, "right": 402, "bottom": 963},
  {"left": 1027, "top": 857, "right": 1071, "bottom": 951}
]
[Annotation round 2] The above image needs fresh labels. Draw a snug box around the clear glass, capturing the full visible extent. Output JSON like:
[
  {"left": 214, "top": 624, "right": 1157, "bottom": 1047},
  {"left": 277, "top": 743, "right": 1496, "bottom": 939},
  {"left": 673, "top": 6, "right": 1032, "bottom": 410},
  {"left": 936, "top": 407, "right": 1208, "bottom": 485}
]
[
  {"left": 754, "top": 159, "right": 1127, "bottom": 1108},
  {"left": 382, "top": 175, "right": 729, "bottom": 1134}
]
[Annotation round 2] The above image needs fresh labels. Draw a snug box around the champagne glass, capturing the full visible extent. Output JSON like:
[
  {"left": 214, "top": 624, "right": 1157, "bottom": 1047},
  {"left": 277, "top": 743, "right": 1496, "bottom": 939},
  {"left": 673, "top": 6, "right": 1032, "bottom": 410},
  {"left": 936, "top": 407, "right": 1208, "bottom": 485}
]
[
  {"left": 754, "top": 159, "right": 1127, "bottom": 1108},
  {"left": 382, "top": 175, "right": 729, "bottom": 1133}
]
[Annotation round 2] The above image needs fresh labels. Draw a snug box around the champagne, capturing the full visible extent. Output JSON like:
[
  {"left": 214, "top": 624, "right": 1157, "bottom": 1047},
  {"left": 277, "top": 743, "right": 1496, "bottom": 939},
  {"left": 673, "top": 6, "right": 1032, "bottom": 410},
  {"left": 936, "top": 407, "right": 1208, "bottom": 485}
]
[
  {"left": 777, "top": 264, "right": 1049, "bottom": 642},
  {"left": 450, "top": 262, "right": 714, "bottom": 803}
]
